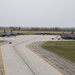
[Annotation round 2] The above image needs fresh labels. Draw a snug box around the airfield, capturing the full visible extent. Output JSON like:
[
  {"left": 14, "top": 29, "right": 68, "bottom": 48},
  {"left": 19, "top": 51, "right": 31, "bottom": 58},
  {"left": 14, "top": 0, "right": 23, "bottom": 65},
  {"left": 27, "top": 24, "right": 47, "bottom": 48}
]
[{"left": 0, "top": 35, "right": 75, "bottom": 75}]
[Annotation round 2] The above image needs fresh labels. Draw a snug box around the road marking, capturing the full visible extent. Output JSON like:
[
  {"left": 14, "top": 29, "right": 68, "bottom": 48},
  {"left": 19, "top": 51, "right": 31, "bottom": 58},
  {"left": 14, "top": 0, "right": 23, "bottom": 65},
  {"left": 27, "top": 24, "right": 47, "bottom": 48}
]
[
  {"left": 0, "top": 46, "right": 6, "bottom": 75},
  {"left": 25, "top": 45, "right": 64, "bottom": 75},
  {"left": 13, "top": 45, "right": 36, "bottom": 75}
]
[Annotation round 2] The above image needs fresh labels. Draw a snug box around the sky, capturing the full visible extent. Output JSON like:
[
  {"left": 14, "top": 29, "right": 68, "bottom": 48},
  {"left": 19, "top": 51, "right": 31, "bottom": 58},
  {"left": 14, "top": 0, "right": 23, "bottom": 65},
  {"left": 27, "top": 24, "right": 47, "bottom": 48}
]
[{"left": 0, "top": 0, "right": 75, "bottom": 27}]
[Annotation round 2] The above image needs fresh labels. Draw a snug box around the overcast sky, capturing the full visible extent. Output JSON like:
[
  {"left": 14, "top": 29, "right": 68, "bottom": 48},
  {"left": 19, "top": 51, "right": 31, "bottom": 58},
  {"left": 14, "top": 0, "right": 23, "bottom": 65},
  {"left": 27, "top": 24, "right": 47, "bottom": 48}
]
[{"left": 0, "top": 0, "right": 75, "bottom": 27}]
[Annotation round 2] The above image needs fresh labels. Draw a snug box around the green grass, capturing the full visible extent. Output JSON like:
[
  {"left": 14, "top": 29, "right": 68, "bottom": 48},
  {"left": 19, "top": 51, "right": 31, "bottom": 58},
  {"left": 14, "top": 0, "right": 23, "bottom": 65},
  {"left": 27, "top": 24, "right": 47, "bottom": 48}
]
[{"left": 42, "top": 41, "right": 75, "bottom": 63}]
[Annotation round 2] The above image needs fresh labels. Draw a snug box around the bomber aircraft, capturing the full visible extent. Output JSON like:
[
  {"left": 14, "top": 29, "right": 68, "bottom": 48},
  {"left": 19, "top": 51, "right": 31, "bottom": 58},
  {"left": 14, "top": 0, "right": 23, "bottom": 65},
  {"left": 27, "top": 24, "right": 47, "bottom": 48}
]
[
  {"left": 9, "top": 30, "right": 18, "bottom": 36},
  {"left": 0, "top": 30, "right": 22, "bottom": 37},
  {"left": 0, "top": 30, "right": 10, "bottom": 37},
  {"left": 61, "top": 31, "right": 75, "bottom": 40}
]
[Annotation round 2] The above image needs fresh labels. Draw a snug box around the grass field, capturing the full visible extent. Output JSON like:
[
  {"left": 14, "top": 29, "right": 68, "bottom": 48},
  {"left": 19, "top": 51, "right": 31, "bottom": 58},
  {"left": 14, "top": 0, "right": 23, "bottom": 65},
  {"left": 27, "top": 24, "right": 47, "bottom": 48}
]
[
  {"left": 42, "top": 41, "right": 75, "bottom": 63},
  {"left": 0, "top": 30, "right": 75, "bottom": 35},
  {"left": 14, "top": 30, "right": 75, "bottom": 35}
]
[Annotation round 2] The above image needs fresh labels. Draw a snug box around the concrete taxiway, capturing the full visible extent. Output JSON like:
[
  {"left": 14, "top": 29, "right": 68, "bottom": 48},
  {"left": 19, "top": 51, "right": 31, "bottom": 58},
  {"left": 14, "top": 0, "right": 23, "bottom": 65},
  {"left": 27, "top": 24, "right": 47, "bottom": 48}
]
[{"left": 1, "top": 35, "right": 63, "bottom": 75}]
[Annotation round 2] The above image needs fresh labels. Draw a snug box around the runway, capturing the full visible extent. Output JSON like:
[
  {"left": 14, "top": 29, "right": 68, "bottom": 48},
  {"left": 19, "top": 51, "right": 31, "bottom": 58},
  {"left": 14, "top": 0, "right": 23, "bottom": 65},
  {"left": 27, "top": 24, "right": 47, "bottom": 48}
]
[{"left": 1, "top": 35, "right": 63, "bottom": 75}]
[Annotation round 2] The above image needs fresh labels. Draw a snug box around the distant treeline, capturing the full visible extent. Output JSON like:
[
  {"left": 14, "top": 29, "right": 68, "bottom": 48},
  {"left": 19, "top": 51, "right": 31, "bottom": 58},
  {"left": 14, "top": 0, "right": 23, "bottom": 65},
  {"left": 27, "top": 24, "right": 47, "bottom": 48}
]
[{"left": 0, "top": 27, "right": 75, "bottom": 31}]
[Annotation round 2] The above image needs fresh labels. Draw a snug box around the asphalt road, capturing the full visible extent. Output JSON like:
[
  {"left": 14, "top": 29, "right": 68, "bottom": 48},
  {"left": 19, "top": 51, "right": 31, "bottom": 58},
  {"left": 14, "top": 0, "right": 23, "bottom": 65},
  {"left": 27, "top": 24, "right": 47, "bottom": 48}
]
[
  {"left": 1, "top": 35, "right": 63, "bottom": 75},
  {"left": 27, "top": 42, "right": 75, "bottom": 75}
]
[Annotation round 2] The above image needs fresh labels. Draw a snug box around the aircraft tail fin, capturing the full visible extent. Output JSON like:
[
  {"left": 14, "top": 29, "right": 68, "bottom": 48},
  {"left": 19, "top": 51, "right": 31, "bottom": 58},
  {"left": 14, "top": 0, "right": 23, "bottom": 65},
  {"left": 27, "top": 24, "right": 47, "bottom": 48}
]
[
  {"left": 10, "top": 30, "right": 13, "bottom": 33},
  {"left": 62, "top": 32, "right": 64, "bottom": 34},
  {"left": 4, "top": 30, "right": 6, "bottom": 33},
  {"left": 71, "top": 30, "right": 74, "bottom": 34}
]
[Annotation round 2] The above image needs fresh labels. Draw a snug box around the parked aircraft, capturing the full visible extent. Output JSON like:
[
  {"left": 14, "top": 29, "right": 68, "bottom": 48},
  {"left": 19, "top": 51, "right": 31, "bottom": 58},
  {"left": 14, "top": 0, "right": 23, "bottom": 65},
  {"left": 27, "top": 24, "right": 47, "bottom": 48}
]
[
  {"left": 0, "top": 30, "right": 23, "bottom": 37},
  {"left": 61, "top": 31, "right": 75, "bottom": 40},
  {"left": 0, "top": 30, "right": 10, "bottom": 37},
  {"left": 9, "top": 30, "right": 18, "bottom": 36}
]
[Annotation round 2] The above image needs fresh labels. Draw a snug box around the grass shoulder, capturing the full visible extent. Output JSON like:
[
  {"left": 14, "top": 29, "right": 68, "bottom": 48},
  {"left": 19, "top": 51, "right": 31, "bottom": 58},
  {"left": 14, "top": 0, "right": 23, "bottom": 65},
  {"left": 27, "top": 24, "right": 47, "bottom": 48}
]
[{"left": 41, "top": 41, "right": 75, "bottom": 63}]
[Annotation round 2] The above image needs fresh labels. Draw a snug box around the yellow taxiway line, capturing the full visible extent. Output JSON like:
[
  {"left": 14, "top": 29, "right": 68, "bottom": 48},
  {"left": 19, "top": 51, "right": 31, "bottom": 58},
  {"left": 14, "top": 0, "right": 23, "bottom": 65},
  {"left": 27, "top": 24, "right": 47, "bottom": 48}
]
[
  {"left": 25, "top": 44, "right": 64, "bottom": 75},
  {"left": 0, "top": 46, "right": 6, "bottom": 75}
]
